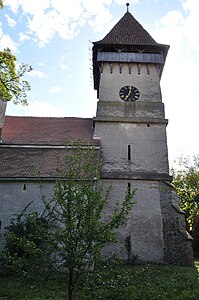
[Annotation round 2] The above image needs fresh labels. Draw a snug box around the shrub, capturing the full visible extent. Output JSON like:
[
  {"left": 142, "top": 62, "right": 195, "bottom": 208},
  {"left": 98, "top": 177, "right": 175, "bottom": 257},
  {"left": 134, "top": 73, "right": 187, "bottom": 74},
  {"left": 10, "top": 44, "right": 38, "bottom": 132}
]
[{"left": 0, "top": 207, "right": 55, "bottom": 278}]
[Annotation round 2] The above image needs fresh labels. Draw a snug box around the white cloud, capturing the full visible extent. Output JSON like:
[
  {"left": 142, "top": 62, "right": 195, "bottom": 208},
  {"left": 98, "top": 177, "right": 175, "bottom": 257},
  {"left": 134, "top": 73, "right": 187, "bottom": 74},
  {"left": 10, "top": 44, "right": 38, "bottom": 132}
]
[
  {"left": 23, "top": 100, "right": 65, "bottom": 117},
  {"left": 18, "top": 32, "right": 31, "bottom": 43},
  {"left": 4, "top": 0, "right": 20, "bottom": 13},
  {"left": 182, "top": 0, "right": 199, "bottom": 52},
  {"left": 0, "top": 29, "right": 18, "bottom": 52},
  {"left": 49, "top": 86, "right": 63, "bottom": 94},
  {"left": 4, "top": 0, "right": 118, "bottom": 46},
  {"left": 89, "top": 7, "right": 112, "bottom": 32},
  {"left": 5, "top": 14, "right": 17, "bottom": 28},
  {"left": 114, "top": 0, "right": 139, "bottom": 6},
  {"left": 153, "top": 1, "right": 199, "bottom": 163},
  {"left": 60, "top": 64, "right": 68, "bottom": 70},
  {"left": 27, "top": 70, "right": 45, "bottom": 78}
]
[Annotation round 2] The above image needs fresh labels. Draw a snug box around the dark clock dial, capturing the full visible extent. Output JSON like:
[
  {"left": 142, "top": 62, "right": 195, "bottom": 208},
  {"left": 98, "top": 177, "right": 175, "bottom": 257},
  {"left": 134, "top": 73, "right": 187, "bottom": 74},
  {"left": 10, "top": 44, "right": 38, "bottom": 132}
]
[{"left": 119, "top": 85, "right": 140, "bottom": 102}]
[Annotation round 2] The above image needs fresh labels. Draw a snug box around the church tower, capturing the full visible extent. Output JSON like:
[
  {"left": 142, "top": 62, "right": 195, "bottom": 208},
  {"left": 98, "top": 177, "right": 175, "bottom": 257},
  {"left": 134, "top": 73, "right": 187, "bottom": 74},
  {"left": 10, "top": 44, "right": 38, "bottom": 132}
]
[{"left": 93, "top": 5, "right": 193, "bottom": 264}]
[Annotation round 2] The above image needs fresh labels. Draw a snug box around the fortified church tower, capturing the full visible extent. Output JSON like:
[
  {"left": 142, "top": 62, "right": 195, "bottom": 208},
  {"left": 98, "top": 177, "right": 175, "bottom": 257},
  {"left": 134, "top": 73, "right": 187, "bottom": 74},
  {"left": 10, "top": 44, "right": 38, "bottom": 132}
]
[{"left": 93, "top": 4, "right": 192, "bottom": 264}]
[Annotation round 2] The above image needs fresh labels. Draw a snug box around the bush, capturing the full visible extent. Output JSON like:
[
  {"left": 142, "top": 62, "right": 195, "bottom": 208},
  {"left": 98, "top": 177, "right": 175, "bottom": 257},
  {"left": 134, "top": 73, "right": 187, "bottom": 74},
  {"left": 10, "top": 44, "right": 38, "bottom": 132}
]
[{"left": 0, "top": 208, "right": 55, "bottom": 278}]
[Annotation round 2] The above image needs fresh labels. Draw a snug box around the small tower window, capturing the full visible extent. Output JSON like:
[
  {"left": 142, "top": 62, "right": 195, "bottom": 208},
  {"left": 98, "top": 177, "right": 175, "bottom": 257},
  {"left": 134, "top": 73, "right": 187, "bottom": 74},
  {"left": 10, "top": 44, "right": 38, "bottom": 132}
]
[
  {"left": 137, "top": 63, "right": 141, "bottom": 75},
  {"left": 146, "top": 64, "right": 150, "bottom": 75},
  {"left": 128, "top": 182, "right": 131, "bottom": 194},
  {"left": 109, "top": 63, "right": 113, "bottom": 74},
  {"left": 128, "top": 64, "right": 131, "bottom": 74},
  {"left": 128, "top": 145, "right": 131, "bottom": 161},
  {"left": 119, "top": 64, "right": 122, "bottom": 74}
]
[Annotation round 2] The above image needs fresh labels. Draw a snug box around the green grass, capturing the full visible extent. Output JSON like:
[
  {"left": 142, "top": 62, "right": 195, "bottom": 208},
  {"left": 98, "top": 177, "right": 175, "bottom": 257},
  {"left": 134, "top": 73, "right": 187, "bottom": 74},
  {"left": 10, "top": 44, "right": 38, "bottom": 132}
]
[{"left": 1, "top": 262, "right": 199, "bottom": 300}]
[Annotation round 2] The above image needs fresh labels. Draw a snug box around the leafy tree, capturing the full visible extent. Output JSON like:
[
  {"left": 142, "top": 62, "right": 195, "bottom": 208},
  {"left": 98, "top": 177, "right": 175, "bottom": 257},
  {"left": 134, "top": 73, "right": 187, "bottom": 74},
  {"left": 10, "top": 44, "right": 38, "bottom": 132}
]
[
  {"left": 0, "top": 3, "right": 32, "bottom": 105},
  {"left": 172, "top": 155, "right": 199, "bottom": 255},
  {"left": 0, "top": 48, "right": 32, "bottom": 105},
  {"left": 43, "top": 144, "right": 135, "bottom": 300}
]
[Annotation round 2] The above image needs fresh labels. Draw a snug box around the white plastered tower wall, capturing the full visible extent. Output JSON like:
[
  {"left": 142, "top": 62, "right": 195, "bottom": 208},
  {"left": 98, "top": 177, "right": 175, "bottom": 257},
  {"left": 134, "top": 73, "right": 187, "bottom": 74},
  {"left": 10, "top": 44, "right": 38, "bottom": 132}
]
[
  {"left": 94, "top": 61, "right": 169, "bottom": 262},
  {"left": 93, "top": 10, "right": 193, "bottom": 264}
]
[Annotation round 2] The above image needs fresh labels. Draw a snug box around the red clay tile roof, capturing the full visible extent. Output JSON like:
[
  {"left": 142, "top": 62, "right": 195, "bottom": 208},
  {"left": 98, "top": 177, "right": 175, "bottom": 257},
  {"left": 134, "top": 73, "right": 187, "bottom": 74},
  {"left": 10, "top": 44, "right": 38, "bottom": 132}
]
[
  {"left": 0, "top": 147, "right": 100, "bottom": 178},
  {"left": 2, "top": 116, "right": 98, "bottom": 145},
  {"left": 95, "top": 12, "right": 157, "bottom": 46},
  {"left": 0, "top": 116, "right": 100, "bottom": 178}
]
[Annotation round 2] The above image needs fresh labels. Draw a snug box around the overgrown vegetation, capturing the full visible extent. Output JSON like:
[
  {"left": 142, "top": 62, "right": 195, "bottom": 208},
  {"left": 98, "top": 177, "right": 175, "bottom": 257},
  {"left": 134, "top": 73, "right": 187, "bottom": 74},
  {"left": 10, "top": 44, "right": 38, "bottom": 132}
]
[
  {"left": 172, "top": 155, "right": 199, "bottom": 256},
  {"left": 0, "top": 144, "right": 135, "bottom": 300},
  {"left": 1, "top": 263, "right": 199, "bottom": 300}
]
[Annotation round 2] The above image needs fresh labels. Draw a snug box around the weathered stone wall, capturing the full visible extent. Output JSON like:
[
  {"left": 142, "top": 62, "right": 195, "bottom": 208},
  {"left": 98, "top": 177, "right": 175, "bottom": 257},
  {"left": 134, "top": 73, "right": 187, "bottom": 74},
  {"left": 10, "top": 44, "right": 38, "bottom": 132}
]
[
  {"left": 159, "top": 181, "right": 193, "bottom": 265},
  {"left": 99, "top": 63, "right": 162, "bottom": 103},
  {"left": 0, "top": 180, "right": 54, "bottom": 248},
  {"left": 94, "top": 121, "right": 169, "bottom": 175},
  {"left": 102, "top": 179, "right": 164, "bottom": 262}
]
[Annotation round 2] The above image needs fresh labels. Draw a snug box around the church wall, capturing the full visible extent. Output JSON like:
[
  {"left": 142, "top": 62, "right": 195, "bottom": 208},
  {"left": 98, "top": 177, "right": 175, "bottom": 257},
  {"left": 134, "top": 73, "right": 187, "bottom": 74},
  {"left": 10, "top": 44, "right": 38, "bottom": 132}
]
[
  {"left": 0, "top": 181, "right": 54, "bottom": 248},
  {"left": 94, "top": 121, "right": 169, "bottom": 174},
  {"left": 102, "top": 179, "right": 164, "bottom": 262},
  {"left": 99, "top": 63, "right": 162, "bottom": 103}
]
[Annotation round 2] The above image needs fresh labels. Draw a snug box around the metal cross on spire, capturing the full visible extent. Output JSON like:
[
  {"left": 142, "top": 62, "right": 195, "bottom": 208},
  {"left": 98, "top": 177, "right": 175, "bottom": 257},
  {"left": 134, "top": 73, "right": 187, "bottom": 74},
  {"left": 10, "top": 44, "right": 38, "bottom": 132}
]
[{"left": 126, "top": 3, "right": 130, "bottom": 12}]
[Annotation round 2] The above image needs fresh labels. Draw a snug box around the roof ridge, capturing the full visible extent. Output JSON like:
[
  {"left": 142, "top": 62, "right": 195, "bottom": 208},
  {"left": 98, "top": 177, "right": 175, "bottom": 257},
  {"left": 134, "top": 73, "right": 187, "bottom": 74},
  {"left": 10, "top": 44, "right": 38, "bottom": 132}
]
[{"left": 5, "top": 116, "right": 93, "bottom": 120}]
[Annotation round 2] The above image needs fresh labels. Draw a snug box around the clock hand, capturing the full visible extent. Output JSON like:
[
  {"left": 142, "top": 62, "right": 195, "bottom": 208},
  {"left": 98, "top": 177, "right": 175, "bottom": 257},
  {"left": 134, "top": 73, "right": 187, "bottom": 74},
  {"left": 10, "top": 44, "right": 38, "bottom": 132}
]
[{"left": 124, "top": 86, "right": 132, "bottom": 101}]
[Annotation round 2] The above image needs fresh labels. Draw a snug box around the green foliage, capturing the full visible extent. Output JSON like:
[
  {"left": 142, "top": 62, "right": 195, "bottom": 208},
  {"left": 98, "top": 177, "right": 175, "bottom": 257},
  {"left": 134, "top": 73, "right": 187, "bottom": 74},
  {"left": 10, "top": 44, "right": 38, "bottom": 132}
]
[
  {"left": 0, "top": 0, "right": 3, "bottom": 9},
  {"left": 1, "top": 263, "right": 199, "bottom": 300},
  {"left": 43, "top": 143, "right": 135, "bottom": 299},
  {"left": 0, "top": 144, "right": 135, "bottom": 299},
  {"left": 0, "top": 48, "right": 32, "bottom": 105},
  {"left": 83, "top": 257, "right": 132, "bottom": 300},
  {"left": 0, "top": 203, "right": 55, "bottom": 278},
  {"left": 172, "top": 155, "right": 199, "bottom": 255}
]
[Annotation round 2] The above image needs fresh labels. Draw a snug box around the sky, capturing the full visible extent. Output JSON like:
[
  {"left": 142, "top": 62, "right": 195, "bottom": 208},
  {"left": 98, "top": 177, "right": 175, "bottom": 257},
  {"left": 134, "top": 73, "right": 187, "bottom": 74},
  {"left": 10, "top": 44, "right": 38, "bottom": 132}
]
[{"left": 0, "top": 0, "right": 199, "bottom": 166}]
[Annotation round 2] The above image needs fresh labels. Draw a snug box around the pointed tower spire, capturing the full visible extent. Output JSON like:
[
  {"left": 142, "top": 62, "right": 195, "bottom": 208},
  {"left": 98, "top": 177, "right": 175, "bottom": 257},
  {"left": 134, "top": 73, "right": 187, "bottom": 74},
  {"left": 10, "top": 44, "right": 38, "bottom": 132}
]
[{"left": 92, "top": 10, "right": 169, "bottom": 92}]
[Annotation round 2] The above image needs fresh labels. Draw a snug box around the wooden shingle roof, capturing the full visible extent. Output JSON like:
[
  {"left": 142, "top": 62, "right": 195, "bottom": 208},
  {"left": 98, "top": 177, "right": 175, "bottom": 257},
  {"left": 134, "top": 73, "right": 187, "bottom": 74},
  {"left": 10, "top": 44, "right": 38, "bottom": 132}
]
[
  {"left": 92, "top": 11, "right": 169, "bottom": 93},
  {"left": 95, "top": 11, "right": 157, "bottom": 46}
]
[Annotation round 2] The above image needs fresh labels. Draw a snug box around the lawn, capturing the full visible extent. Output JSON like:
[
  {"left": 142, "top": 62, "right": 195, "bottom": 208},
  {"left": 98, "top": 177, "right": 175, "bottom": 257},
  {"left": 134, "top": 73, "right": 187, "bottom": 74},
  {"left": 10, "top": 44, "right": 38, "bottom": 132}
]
[{"left": 1, "top": 262, "right": 199, "bottom": 300}]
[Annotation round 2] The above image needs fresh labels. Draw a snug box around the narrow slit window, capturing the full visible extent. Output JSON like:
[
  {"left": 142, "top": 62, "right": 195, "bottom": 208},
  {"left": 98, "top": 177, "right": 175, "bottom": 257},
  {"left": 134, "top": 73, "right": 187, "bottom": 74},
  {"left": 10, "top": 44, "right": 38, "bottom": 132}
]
[
  {"left": 110, "top": 63, "right": 113, "bottom": 74},
  {"left": 137, "top": 63, "right": 141, "bottom": 75},
  {"left": 128, "top": 145, "right": 131, "bottom": 161},
  {"left": 128, "top": 182, "right": 131, "bottom": 194},
  {"left": 128, "top": 63, "right": 131, "bottom": 74},
  {"left": 119, "top": 64, "right": 122, "bottom": 74}
]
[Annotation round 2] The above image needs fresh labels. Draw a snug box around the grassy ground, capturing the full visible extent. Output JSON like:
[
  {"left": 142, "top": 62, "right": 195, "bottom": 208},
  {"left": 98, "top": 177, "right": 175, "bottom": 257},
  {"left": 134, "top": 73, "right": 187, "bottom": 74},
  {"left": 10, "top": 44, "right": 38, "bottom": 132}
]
[{"left": 1, "top": 262, "right": 199, "bottom": 300}]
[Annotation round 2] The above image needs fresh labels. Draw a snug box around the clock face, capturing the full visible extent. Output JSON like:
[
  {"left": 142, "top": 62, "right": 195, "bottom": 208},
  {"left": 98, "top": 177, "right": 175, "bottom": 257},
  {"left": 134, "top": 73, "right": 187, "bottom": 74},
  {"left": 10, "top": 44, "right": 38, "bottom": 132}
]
[{"left": 119, "top": 85, "right": 140, "bottom": 102}]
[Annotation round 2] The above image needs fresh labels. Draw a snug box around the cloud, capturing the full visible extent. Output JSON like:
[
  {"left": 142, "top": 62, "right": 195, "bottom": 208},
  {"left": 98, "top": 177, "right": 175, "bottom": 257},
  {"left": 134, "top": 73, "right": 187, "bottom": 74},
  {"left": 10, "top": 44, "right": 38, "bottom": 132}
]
[
  {"left": 153, "top": 0, "right": 199, "bottom": 162},
  {"left": 18, "top": 32, "right": 31, "bottom": 43},
  {"left": 49, "top": 86, "right": 63, "bottom": 94},
  {"left": 114, "top": 0, "right": 139, "bottom": 5},
  {"left": 59, "top": 64, "right": 68, "bottom": 70},
  {"left": 5, "top": 14, "right": 17, "bottom": 28},
  {"left": 182, "top": 0, "right": 199, "bottom": 52},
  {"left": 4, "top": 0, "right": 125, "bottom": 46},
  {"left": 27, "top": 70, "right": 46, "bottom": 78},
  {"left": 23, "top": 100, "right": 65, "bottom": 117},
  {"left": 0, "top": 26, "right": 18, "bottom": 51}
]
